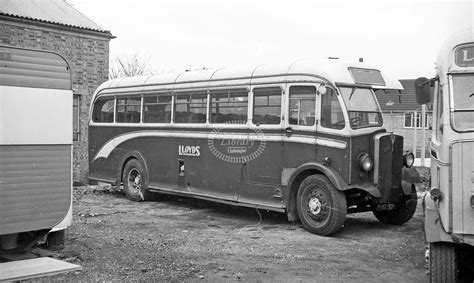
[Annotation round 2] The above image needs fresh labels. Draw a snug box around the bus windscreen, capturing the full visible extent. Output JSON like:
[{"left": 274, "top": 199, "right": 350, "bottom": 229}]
[{"left": 452, "top": 74, "right": 474, "bottom": 131}]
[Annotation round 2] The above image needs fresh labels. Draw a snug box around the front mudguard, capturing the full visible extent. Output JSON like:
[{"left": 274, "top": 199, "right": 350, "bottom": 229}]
[
  {"left": 423, "top": 192, "right": 453, "bottom": 243},
  {"left": 401, "top": 166, "right": 421, "bottom": 195},
  {"left": 402, "top": 166, "right": 421, "bottom": 183}
]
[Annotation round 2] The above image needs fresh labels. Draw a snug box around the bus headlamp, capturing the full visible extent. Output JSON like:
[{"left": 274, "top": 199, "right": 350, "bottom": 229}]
[
  {"left": 403, "top": 152, "right": 415, "bottom": 168},
  {"left": 358, "top": 153, "right": 373, "bottom": 172}
]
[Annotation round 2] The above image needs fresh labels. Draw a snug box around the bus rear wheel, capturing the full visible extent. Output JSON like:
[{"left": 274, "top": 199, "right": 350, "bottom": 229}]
[
  {"left": 296, "top": 174, "right": 347, "bottom": 236},
  {"left": 429, "top": 242, "right": 458, "bottom": 282},
  {"left": 373, "top": 187, "right": 417, "bottom": 225},
  {"left": 122, "top": 159, "right": 157, "bottom": 202}
]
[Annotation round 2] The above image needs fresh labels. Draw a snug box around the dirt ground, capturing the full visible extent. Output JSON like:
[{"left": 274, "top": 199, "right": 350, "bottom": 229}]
[{"left": 34, "top": 169, "right": 429, "bottom": 282}]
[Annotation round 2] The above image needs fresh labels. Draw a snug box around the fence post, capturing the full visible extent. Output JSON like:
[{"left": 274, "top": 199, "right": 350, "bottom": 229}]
[
  {"left": 421, "top": 104, "right": 426, "bottom": 167},
  {"left": 413, "top": 110, "right": 417, "bottom": 161}
]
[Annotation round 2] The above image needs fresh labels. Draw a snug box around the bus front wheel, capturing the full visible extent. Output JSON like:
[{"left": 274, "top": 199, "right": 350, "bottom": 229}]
[
  {"left": 373, "top": 187, "right": 417, "bottom": 225},
  {"left": 296, "top": 174, "right": 347, "bottom": 236},
  {"left": 429, "top": 242, "right": 458, "bottom": 282},
  {"left": 122, "top": 159, "right": 157, "bottom": 202}
]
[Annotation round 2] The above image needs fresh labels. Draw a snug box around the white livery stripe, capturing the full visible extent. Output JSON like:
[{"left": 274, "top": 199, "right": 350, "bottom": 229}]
[{"left": 92, "top": 131, "right": 347, "bottom": 162}]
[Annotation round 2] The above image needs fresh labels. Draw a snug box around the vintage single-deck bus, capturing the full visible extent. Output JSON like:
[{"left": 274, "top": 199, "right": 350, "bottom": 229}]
[
  {"left": 0, "top": 46, "right": 73, "bottom": 250},
  {"left": 89, "top": 59, "right": 419, "bottom": 236},
  {"left": 418, "top": 29, "right": 474, "bottom": 281}
]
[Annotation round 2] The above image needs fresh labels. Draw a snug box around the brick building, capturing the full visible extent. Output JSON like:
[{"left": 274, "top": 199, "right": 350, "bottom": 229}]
[
  {"left": 0, "top": 0, "right": 114, "bottom": 183},
  {"left": 375, "top": 79, "right": 433, "bottom": 156}
]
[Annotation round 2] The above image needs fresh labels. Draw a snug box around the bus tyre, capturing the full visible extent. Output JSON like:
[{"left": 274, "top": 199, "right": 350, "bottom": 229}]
[
  {"left": 373, "top": 187, "right": 417, "bottom": 225},
  {"left": 122, "top": 159, "right": 157, "bottom": 202},
  {"left": 296, "top": 174, "right": 347, "bottom": 236},
  {"left": 429, "top": 242, "right": 458, "bottom": 282}
]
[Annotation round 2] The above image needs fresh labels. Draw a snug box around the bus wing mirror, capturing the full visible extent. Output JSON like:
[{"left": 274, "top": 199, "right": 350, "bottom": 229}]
[{"left": 414, "top": 77, "right": 432, "bottom": 104}]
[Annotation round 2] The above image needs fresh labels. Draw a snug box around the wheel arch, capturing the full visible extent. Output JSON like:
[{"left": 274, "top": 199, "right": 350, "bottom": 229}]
[{"left": 285, "top": 163, "right": 348, "bottom": 222}]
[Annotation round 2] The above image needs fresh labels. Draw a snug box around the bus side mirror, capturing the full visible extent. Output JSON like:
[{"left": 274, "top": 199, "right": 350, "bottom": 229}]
[{"left": 414, "top": 77, "right": 432, "bottom": 104}]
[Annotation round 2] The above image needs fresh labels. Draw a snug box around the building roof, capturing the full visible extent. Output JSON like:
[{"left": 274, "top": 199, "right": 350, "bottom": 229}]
[
  {"left": 0, "top": 0, "right": 112, "bottom": 36},
  {"left": 375, "top": 79, "right": 434, "bottom": 113}
]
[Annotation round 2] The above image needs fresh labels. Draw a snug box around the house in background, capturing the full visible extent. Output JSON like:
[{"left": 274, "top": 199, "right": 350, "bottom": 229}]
[
  {"left": 375, "top": 79, "right": 433, "bottom": 156},
  {"left": 0, "top": 0, "right": 114, "bottom": 183}
]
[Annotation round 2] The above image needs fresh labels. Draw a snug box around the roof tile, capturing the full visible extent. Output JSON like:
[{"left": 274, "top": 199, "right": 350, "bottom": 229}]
[
  {"left": 375, "top": 79, "right": 433, "bottom": 112},
  {"left": 0, "top": 0, "right": 111, "bottom": 34}
]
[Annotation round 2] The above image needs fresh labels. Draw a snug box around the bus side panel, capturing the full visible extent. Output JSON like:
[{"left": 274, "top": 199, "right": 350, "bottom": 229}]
[
  {"left": 0, "top": 145, "right": 72, "bottom": 235},
  {"left": 179, "top": 136, "right": 240, "bottom": 200},
  {"left": 314, "top": 145, "right": 350, "bottom": 184},
  {"left": 89, "top": 126, "right": 132, "bottom": 183},
  {"left": 451, "top": 141, "right": 474, "bottom": 235},
  {"left": 239, "top": 139, "right": 284, "bottom": 206}
]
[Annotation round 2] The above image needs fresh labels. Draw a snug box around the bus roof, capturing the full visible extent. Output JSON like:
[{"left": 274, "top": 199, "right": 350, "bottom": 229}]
[
  {"left": 437, "top": 28, "right": 474, "bottom": 74},
  {"left": 93, "top": 58, "right": 402, "bottom": 99}
]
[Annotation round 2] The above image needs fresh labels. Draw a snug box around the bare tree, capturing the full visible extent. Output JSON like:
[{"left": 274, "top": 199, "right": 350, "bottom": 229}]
[{"left": 109, "top": 53, "right": 154, "bottom": 79}]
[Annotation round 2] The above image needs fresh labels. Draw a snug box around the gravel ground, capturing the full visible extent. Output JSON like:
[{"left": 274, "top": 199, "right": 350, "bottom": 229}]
[{"left": 27, "top": 168, "right": 429, "bottom": 282}]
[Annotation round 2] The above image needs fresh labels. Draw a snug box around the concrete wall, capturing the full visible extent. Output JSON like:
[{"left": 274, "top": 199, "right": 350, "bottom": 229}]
[{"left": 0, "top": 18, "right": 112, "bottom": 183}]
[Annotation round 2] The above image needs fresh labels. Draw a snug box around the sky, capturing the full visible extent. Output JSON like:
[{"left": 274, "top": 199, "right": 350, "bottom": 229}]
[{"left": 68, "top": 0, "right": 473, "bottom": 79}]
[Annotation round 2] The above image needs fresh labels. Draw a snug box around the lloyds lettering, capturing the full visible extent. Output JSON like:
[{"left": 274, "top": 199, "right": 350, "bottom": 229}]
[{"left": 462, "top": 49, "right": 474, "bottom": 62}]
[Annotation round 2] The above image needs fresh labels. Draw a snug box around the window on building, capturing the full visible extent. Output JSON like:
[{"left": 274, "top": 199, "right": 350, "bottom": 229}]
[
  {"left": 404, "top": 112, "right": 431, "bottom": 129},
  {"left": 252, "top": 87, "right": 281, "bottom": 125},
  {"left": 92, "top": 97, "right": 115, "bottom": 123},
  {"left": 174, "top": 92, "right": 207, "bottom": 123},
  {"left": 289, "top": 86, "right": 316, "bottom": 126},
  {"left": 143, "top": 94, "right": 172, "bottom": 123},
  {"left": 116, "top": 97, "right": 141, "bottom": 123},
  {"left": 210, "top": 88, "right": 248, "bottom": 124},
  {"left": 73, "top": 93, "right": 81, "bottom": 141},
  {"left": 320, "top": 88, "right": 345, "bottom": 129}
]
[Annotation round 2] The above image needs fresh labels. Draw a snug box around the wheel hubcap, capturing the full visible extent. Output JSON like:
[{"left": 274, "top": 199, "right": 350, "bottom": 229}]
[
  {"left": 305, "top": 189, "right": 329, "bottom": 223},
  {"left": 128, "top": 169, "right": 141, "bottom": 192},
  {"left": 308, "top": 197, "right": 322, "bottom": 215}
]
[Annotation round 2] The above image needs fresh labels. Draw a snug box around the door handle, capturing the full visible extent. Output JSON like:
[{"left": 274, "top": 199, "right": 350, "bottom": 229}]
[{"left": 285, "top": 127, "right": 293, "bottom": 137}]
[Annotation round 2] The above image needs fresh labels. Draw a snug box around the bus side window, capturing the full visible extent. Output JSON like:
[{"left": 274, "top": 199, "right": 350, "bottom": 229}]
[
  {"left": 289, "top": 85, "right": 316, "bottom": 126},
  {"left": 116, "top": 97, "right": 141, "bottom": 123},
  {"left": 210, "top": 88, "right": 248, "bottom": 124},
  {"left": 143, "top": 94, "right": 172, "bottom": 123},
  {"left": 252, "top": 87, "right": 281, "bottom": 125},
  {"left": 92, "top": 97, "right": 115, "bottom": 123},
  {"left": 320, "top": 88, "right": 345, "bottom": 129},
  {"left": 174, "top": 92, "right": 207, "bottom": 124}
]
